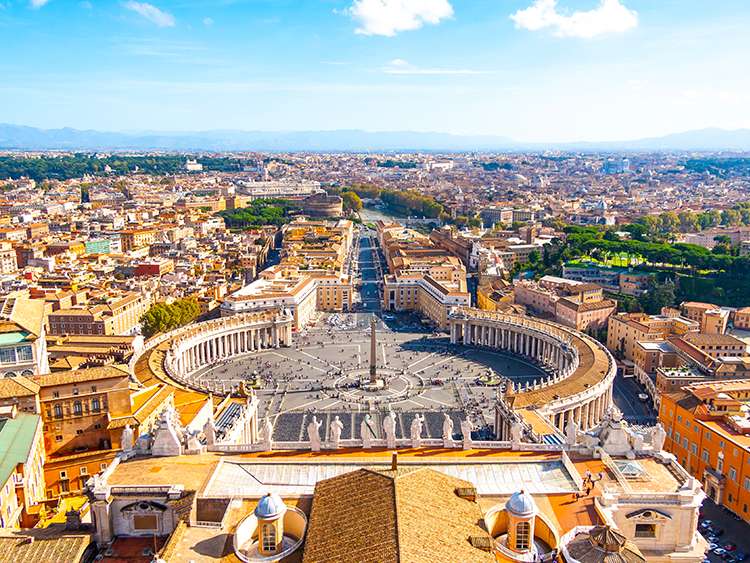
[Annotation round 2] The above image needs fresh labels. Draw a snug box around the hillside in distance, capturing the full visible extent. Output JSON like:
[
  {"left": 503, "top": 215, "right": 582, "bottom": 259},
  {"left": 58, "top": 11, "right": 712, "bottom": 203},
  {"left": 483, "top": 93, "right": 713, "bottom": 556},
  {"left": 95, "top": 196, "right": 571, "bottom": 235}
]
[{"left": 1, "top": 123, "right": 750, "bottom": 152}]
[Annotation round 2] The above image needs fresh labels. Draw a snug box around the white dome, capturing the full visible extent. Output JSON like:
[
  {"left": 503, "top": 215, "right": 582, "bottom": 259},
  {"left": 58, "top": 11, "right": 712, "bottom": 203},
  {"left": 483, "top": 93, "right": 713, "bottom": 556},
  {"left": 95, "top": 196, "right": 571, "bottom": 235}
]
[
  {"left": 254, "top": 493, "right": 287, "bottom": 520},
  {"left": 506, "top": 490, "right": 536, "bottom": 517}
]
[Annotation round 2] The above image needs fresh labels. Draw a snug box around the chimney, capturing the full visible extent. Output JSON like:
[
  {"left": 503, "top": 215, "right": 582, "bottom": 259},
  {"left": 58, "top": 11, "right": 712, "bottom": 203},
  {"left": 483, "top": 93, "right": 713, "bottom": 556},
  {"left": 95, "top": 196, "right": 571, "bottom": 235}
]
[{"left": 391, "top": 452, "right": 398, "bottom": 471}]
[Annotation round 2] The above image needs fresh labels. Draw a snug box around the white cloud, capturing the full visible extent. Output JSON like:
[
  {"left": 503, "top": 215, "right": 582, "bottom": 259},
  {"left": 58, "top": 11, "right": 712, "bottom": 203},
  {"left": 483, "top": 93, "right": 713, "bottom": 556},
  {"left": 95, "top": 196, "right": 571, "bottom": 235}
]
[
  {"left": 510, "top": 0, "right": 637, "bottom": 39},
  {"left": 347, "top": 0, "right": 453, "bottom": 37},
  {"left": 30, "top": 0, "right": 49, "bottom": 8},
  {"left": 382, "top": 58, "right": 490, "bottom": 75},
  {"left": 202, "top": 17, "right": 213, "bottom": 26},
  {"left": 123, "top": 1, "right": 175, "bottom": 28}
]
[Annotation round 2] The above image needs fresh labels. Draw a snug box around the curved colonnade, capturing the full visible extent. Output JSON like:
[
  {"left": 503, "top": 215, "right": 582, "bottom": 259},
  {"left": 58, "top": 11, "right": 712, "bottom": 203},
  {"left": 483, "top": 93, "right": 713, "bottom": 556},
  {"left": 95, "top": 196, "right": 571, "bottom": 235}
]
[
  {"left": 164, "top": 310, "right": 294, "bottom": 383},
  {"left": 448, "top": 307, "right": 616, "bottom": 435}
]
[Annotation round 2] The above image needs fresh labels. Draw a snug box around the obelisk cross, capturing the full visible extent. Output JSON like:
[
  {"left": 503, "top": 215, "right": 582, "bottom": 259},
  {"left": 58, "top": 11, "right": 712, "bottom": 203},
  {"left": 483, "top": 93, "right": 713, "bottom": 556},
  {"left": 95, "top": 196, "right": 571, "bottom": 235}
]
[{"left": 369, "top": 315, "right": 377, "bottom": 382}]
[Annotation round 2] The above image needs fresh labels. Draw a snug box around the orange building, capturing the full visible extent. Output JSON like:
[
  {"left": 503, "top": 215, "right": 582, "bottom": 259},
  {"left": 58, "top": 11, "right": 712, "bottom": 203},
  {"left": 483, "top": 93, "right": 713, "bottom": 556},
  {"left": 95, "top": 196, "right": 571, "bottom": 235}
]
[{"left": 660, "top": 379, "right": 750, "bottom": 521}]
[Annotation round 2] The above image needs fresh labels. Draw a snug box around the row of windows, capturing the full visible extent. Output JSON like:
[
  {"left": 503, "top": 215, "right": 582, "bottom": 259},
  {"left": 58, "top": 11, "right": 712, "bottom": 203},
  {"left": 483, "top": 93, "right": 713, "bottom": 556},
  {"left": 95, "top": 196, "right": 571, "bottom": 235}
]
[
  {"left": 49, "top": 398, "right": 103, "bottom": 419},
  {"left": 0, "top": 345, "right": 33, "bottom": 365}
]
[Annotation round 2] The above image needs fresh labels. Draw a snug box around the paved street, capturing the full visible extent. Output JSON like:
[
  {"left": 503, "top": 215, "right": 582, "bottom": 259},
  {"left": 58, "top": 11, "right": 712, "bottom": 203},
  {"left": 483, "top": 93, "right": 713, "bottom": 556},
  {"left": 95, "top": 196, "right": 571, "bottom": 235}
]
[{"left": 612, "top": 374, "right": 657, "bottom": 426}]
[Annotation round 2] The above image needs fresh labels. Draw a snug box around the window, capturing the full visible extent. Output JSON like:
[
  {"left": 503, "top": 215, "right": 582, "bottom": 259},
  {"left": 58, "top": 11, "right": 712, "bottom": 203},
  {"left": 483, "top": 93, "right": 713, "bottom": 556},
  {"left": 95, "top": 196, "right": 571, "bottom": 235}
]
[
  {"left": 703, "top": 450, "right": 710, "bottom": 463},
  {"left": 691, "top": 443, "right": 697, "bottom": 455},
  {"left": 635, "top": 523, "right": 656, "bottom": 538},
  {"left": 53, "top": 404, "right": 63, "bottom": 419},
  {"left": 718, "top": 458, "right": 724, "bottom": 473},
  {"left": 55, "top": 435, "right": 63, "bottom": 442},
  {"left": 73, "top": 401, "right": 82, "bottom": 416},
  {"left": 76, "top": 429, "right": 83, "bottom": 435},
  {"left": 261, "top": 524, "right": 277, "bottom": 552},
  {"left": 730, "top": 467, "right": 737, "bottom": 481},
  {"left": 515, "top": 521, "right": 531, "bottom": 551},
  {"left": 682, "top": 437, "right": 689, "bottom": 448},
  {"left": 675, "top": 431, "right": 681, "bottom": 444},
  {"left": 100, "top": 463, "right": 108, "bottom": 471},
  {"left": 53, "top": 391, "right": 60, "bottom": 399},
  {"left": 59, "top": 471, "right": 68, "bottom": 479},
  {"left": 80, "top": 467, "right": 88, "bottom": 475},
  {"left": 16, "top": 346, "right": 32, "bottom": 362},
  {"left": 92, "top": 398, "right": 101, "bottom": 412}
]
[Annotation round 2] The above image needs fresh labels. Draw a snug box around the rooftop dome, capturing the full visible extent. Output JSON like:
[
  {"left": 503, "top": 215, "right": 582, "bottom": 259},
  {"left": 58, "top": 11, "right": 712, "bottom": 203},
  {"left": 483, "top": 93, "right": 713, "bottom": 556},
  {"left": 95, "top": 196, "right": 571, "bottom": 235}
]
[
  {"left": 506, "top": 489, "right": 536, "bottom": 517},
  {"left": 254, "top": 493, "right": 287, "bottom": 520}
]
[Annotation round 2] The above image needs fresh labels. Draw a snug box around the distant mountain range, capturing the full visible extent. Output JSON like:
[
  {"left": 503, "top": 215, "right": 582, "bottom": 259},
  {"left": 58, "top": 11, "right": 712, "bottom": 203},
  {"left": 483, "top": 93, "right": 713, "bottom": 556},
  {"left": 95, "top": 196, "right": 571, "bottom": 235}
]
[{"left": 1, "top": 123, "right": 749, "bottom": 152}]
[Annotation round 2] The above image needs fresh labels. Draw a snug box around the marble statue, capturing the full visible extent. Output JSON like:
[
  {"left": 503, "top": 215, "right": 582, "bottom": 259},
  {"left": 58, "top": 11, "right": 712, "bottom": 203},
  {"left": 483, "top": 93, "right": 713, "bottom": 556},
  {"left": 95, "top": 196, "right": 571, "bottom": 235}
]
[
  {"left": 308, "top": 416, "right": 322, "bottom": 452},
  {"left": 410, "top": 414, "right": 424, "bottom": 448},
  {"left": 261, "top": 417, "right": 274, "bottom": 451},
  {"left": 461, "top": 419, "right": 474, "bottom": 450},
  {"left": 510, "top": 421, "right": 523, "bottom": 447},
  {"left": 651, "top": 422, "right": 667, "bottom": 452},
  {"left": 442, "top": 413, "right": 455, "bottom": 447},
  {"left": 383, "top": 410, "right": 397, "bottom": 449},
  {"left": 203, "top": 416, "right": 216, "bottom": 446},
  {"left": 565, "top": 418, "right": 579, "bottom": 447},
  {"left": 330, "top": 416, "right": 344, "bottom": 449},
  {"left": 361, "top": 414, "right": 374, "bottom": 449},
  {"left": 121, "top": 424, "right": 134, "bottom": 454}
]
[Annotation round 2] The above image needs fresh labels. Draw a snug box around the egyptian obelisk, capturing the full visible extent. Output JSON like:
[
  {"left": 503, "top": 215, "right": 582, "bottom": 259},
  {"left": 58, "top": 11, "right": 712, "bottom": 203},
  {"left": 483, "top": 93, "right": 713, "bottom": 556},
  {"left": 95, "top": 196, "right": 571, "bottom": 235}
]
[{"left": 369, "top": 315, "right": 377, "bottom": 383}]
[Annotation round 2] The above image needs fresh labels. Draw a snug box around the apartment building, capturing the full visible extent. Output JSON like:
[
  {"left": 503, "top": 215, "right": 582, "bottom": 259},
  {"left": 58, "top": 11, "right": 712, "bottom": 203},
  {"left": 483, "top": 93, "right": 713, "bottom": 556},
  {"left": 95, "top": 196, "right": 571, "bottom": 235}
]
[
  {"left": 514, "top": 276, "right": 616, "bottom": 332},
  {"left": 48, "top": 291, "right": 150, "bottom": 336},
  {"left": 120, "top": 228, "right": 156, "bottom": 252},
  {"left": 0, "top": 405, "right": 45, "bottom": 528},
  {"left": 660, "top": 380, "right": 750, "bottom": 523},
  {"left": 681, "top": 302, "right": 729, "bottom": 334},
  {"left": 0, "top": 242, "right": 17, "bottom": 275},
  {"left": 378, "top": 222, "right": 470, "bottom": 328},
  {"left": 222, "top": 265, "right": 351, "bottom": 329},
  {"left": 736, "top": 307, "right": 750, "bottom": 330},
  {"left": 606, "top": 311, "right": 699, "bottom": 362}
]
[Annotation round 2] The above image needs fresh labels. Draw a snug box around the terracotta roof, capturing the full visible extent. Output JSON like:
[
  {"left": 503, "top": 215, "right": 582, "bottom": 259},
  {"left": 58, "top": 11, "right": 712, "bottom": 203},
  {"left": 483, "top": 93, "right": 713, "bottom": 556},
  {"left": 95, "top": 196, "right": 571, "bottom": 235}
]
[
  {"left": 303, "top": 467, "right": 494, "bottom": 563},
  {"left": 32, "top": 364, "right": 130, "bottom": 387},
  {"left": 682, "top": 332, "right": 746, "bottom": 347},
  {"left": 0, "top": 526, "right": 90, "bottom": 563},
  {"left": 0, "top": 375, "right": 40, "bottom": 398}
]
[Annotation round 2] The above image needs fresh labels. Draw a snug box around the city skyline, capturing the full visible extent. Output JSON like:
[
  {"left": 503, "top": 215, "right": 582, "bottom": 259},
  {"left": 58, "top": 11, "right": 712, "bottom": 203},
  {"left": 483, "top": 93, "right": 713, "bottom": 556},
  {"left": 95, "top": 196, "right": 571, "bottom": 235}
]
[{"left": 2, "top": 0, "right": 750, "bottom": 142}]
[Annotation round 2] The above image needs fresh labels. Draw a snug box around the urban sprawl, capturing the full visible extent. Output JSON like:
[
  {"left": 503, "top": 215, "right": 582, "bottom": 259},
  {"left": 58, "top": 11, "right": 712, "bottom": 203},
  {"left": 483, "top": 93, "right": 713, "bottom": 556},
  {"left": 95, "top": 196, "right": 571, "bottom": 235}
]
[{"left": 1, "top": 151, "right": 750, "bottom": 561}]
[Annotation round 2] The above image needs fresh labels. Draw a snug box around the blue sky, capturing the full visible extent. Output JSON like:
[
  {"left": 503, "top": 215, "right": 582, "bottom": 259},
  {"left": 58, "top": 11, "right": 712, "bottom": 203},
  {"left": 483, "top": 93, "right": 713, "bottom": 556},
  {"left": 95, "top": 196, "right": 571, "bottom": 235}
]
[{"left": 1, "top": 0, "right": 749, "bottom": 142}]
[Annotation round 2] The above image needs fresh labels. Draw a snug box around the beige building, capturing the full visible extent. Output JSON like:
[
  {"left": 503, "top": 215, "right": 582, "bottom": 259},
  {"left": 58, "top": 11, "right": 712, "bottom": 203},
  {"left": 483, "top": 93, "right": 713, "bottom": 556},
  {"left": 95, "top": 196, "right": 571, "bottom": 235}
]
[
  {"left": 120, "top": 228, "right": 156, "bottom": 252},
  {"left": 680, "top": 301, "right": 729, "bottom": 334},
  {"left": 0, "top": 242, "right": 17, "bottom": 274},
  {"left": 606, "top": 311, "right": 699, "bottom": 361},
  {"left": 48, "top": 291, "right": 150, "bottom": 336}
]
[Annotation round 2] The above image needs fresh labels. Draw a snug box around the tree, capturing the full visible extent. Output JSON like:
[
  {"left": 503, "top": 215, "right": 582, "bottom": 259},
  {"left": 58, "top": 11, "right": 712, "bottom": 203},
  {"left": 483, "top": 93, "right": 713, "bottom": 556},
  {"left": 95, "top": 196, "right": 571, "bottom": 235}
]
[
  {"left": 640, "top": 279, "right": 676, "bottom": 314},
  {"left": 341, "top": 191, "right": 363, "bottom": 212},
  {"left": 140, "top": 298, "right": 201, "bottom": 338}
]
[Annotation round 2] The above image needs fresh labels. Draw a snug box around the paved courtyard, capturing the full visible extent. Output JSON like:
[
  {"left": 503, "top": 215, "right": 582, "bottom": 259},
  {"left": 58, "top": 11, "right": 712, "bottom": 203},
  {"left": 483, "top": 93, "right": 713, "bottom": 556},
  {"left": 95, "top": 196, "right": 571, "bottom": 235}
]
[{"left": 192, "top": 312, "right": 550, "bottom": 440}]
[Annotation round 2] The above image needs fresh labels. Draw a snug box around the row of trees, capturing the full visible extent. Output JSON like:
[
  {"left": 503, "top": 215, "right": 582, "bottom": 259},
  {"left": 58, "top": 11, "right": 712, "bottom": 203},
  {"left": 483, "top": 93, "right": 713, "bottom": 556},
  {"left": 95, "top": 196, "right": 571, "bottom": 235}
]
[
  {"left": 218, "top": 199, "right": 291, "bottom": 228},
  {"left": 140, "top": 298, "right": 201, "bottom": 338},
  {"left": 0, "top": 154, "right": 249, "bottom": 181},
  {"left": 628, "top": 203, "right": 750, "bottom": 240}
]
